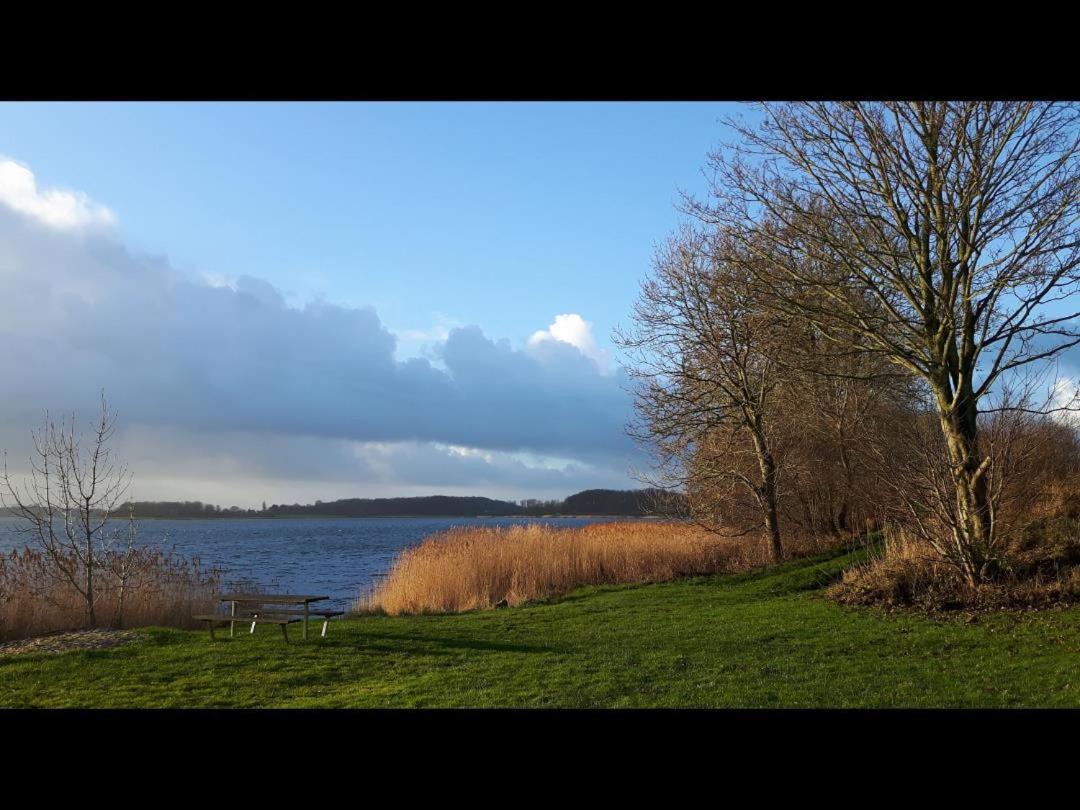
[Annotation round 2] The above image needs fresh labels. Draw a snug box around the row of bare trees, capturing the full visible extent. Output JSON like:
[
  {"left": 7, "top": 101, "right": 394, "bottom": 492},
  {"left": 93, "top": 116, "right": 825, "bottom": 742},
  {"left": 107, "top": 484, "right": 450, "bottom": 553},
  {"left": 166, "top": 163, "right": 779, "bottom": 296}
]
[{"left": 619, "top": 101, "right": 1080, "bottom": 587}]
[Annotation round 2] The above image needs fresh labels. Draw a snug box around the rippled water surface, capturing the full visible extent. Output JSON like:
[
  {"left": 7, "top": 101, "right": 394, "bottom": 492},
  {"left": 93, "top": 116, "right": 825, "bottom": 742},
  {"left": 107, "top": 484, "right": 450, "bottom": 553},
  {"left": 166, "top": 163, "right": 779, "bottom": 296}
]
[{"left": 0, "top": 515, "right": 626, "bottom": 612}]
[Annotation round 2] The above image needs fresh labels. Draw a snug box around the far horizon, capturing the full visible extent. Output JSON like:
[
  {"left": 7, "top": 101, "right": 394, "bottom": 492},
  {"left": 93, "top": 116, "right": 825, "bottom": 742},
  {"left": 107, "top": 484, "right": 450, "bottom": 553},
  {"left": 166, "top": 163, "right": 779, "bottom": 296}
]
[{"left": 0, "top": 486, "right": 663, "bottom": 516}]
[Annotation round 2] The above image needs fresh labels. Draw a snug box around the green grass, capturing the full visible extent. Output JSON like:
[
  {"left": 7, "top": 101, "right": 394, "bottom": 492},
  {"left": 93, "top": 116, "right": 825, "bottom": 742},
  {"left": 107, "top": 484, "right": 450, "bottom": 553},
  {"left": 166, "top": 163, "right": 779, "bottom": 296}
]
[{"left": 2, "top": 547, "right": 1078, "bottom": 707}]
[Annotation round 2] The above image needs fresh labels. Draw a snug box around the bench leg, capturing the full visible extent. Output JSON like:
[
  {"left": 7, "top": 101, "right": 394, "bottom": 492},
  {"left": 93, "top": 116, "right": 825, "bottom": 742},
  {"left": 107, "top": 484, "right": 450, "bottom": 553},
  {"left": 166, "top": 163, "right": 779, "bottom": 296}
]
[
  {"left": 209, "top": 621, "right": 216, "bottom": 640},
  {"left": 281, "top": 623, "right": 289, "bottom": 643}
]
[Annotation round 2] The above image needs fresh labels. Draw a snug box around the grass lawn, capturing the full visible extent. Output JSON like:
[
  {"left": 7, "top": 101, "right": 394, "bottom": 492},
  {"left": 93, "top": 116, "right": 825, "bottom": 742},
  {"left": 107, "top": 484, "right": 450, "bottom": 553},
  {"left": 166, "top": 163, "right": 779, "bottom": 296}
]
[{"left": 2, "top": 547, "right": 1077, "bottom": 708}]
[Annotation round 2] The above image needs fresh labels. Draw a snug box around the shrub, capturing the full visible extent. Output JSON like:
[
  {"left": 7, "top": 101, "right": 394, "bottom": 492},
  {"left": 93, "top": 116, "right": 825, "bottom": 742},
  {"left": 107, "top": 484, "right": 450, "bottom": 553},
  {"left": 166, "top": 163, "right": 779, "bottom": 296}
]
[{"left": 828, "top": 524, "right": 1080, "bottom": 612}]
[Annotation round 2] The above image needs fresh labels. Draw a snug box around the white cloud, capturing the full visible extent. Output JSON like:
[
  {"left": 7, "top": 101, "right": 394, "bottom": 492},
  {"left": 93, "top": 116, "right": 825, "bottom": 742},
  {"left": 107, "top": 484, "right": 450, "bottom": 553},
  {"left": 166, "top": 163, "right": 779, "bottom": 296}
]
[
  {"left": 202, "top": 272, "right": 237, "bottom": 290},
  {"left": 1049, "top": 376, "right": 1080, "bottom": 429},
  {"left": 398, "top": 325, "right": 452, "bottom": 343},
  {"left": 528, "top": 313, "right": 611, "bottom": 371},
  {"left": 0, "top": 158, "right": 116, "bottom": 230},
  {"left": 436, "top": 443, "right": 495, "bottom": 462},
  {"left": 393, "top": 312, "right": 464, "bottom": 362}
]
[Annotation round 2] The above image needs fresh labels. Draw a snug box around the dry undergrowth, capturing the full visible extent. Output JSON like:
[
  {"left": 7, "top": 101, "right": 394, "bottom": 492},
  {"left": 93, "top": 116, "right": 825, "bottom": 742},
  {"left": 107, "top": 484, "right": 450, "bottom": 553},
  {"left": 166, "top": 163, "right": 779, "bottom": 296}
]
[
  {"left": 0, "top": 546, "right": 220, "bottom": 642},
  {"left": 828, "top": 522, "right": 1080, "bottom": 612},
  {"left": 357, "top": 520, "right": 836, "bottom": 615}
]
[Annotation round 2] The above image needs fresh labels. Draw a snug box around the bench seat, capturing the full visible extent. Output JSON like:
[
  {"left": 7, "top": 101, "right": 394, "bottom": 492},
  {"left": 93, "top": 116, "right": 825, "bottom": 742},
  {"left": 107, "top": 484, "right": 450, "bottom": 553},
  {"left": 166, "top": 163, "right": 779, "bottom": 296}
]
[
  {"left": 193, "top": 614, "right": 303, "bottom": 641},
  {"left": 194, "top": 607, "right": 343, "bottom": 641},
  {"left": 192, "top": 614, "right": 301, "bottom": 624},
  {"left": 251, "top": 609, "right": 344, "bottom": 638}
]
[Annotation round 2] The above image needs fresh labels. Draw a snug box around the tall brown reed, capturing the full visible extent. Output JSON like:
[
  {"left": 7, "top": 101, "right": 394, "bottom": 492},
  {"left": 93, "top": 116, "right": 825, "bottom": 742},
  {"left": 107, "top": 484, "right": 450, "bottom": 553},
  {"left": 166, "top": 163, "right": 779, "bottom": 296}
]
[
  {"left": 0, "top": 545, "right": 220, "bottom": 642},
  {"left": 357, "top": 520, "right": 834, "bottom": 615}
]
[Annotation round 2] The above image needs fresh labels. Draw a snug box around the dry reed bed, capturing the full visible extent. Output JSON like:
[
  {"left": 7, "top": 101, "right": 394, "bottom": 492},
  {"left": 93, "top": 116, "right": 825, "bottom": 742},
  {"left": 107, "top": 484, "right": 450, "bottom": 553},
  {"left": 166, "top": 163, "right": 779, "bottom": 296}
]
[
  {"left": 0, "top": 546, "right": 220, "bottom": 642},
  {"left": 357, "top": 521, "right": 834, "bottom": 615}
]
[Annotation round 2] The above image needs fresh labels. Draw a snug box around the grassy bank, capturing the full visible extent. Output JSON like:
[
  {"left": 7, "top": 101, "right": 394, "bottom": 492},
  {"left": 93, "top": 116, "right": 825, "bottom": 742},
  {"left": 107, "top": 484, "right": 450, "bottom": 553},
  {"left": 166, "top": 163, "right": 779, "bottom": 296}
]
[{"left": 1, "top": 547, "right": 1077, "bottom": 708}]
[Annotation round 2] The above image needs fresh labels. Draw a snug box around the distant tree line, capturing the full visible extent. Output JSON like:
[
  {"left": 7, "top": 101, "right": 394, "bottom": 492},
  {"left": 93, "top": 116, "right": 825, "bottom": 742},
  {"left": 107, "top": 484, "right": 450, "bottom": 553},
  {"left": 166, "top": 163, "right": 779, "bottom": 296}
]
[
  {"left": 518, "top": 489, "right": 681, "bottom": 516},
  {"left": 103, "top": 490, "right": 680, "bottom": 519},
  {"left": 117, "top": 501, "right": 260, "bottom": 519},
  {"left": 263, "top": 496, "right": 522, "bottom": 518}
]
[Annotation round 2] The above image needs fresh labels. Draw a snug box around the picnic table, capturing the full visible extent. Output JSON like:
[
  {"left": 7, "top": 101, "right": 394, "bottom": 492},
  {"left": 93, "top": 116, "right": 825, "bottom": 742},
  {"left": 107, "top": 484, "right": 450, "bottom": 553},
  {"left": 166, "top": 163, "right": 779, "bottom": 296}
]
[{"left": 194, "top": 594, "right": 344, "bottom": 642}]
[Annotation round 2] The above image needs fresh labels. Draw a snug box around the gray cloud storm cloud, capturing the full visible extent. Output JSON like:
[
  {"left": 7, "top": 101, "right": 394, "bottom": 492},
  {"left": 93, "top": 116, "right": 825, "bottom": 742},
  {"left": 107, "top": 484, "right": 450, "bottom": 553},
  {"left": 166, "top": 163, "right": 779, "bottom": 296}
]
[{"left": 0, "top": 162, "right": 641, "bottom": 503}]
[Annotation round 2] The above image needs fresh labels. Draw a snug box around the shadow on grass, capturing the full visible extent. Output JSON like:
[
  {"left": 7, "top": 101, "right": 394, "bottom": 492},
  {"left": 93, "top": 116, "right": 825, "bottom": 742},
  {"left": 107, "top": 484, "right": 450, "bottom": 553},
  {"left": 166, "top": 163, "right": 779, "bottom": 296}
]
[
  {"left": 710, "top": 545, "right": 871, "bottom": 598},
  {"left": 531, "top": 581, "right": 653, "bottom": 607},
  {"left": 143, "top": 627, "right": 191, "bottom": 645},
  {"left": 362, "top": 632, "right": 562, "bottom": 655}
]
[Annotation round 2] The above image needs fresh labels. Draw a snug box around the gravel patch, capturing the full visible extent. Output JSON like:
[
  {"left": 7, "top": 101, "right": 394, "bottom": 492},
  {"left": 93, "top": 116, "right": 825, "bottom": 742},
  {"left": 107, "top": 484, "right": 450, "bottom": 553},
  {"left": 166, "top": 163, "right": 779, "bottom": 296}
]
[{"left": 0, "top": 628, "right": 143, "bottom": 658}]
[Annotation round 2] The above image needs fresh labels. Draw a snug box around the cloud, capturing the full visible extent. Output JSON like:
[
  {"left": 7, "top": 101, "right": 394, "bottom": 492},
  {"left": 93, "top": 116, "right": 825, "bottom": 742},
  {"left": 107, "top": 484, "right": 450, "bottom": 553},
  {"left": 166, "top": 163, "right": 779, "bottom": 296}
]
[
  {"left": 105, "top": 427, "right": 629, "bottom": 505},
  {"left": 528, "top": 313, "right": 612, "bottom": 371},
  {"left": 0, "top": 158, "right": 116, "bottom": 230},
  {"left": 391, "top": 313, "right": 463, "bottom": 363},
  {"left": 0, "top": 160, "right": 641, "bottom": 503},
  {"left": 1048, "top": 376, "right": 1080, "bottom": 429}
]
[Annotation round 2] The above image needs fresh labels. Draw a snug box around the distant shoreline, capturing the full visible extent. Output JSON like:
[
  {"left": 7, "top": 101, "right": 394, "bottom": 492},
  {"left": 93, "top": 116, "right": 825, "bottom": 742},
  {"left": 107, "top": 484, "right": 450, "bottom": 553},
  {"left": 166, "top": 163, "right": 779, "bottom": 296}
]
[
  {"left": 105, "top": 514, "right": 654, "bottom": 521},
  {"left": 2, "top": 488, "right": 678, "bottom": 522}
]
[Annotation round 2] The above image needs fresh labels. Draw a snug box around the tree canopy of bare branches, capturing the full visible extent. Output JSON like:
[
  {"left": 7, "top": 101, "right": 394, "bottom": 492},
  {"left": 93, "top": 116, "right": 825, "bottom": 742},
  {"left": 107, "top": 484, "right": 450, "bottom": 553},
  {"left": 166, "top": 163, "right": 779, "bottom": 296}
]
[
  {"left": 1, "top": 395, "right": 133, "bottom": 626},
  {"left": 616, "top": 226, "right": 793, "bottom": 561},
  {"left": 692, "top": 102, "right": 1080, "bottom": 585}
]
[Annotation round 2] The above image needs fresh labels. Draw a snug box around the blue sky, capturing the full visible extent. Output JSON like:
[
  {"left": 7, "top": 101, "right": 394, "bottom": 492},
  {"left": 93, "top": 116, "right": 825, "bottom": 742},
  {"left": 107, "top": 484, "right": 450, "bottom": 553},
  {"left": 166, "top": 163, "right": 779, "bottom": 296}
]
[
  {"left": 0, "top": 102, "right": 751, "bottom": 506},
  {"left": 0, "top": 102, "right": 745, "bottom": 356}
]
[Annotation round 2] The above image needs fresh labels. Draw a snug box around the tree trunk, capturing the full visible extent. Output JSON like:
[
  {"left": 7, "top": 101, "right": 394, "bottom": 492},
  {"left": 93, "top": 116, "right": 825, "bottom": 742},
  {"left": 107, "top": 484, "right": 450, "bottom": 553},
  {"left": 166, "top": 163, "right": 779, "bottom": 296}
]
[
  {"left": 116, "top": 579, "right": 126, "bottom": 629},
  {"left": 85, "top": 536, "right": 97, "bottom": 627},
  {"left": 835, "top": 435, "right": 854, "bottom": 536},
  {"left": 834, "top": 499, "right": 849, "bottom": 537},
  {"left": 938, "top": 393, "right": 992, "bottom": 587},
  {"left": 763, "top": 490, "right": 783, "bottom": 563},
  {"left": 86, "top": 561, "right": 97, "bottom": 626},
  {"left": 753, "top": 432, "right": 784, "bottom": 563}
]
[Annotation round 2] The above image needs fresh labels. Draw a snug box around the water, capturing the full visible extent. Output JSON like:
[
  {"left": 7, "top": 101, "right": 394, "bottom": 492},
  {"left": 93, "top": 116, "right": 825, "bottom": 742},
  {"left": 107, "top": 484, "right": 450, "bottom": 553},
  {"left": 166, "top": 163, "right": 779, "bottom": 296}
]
[{"left": 0, "top": 515, "right": 627, "bottom": 613}]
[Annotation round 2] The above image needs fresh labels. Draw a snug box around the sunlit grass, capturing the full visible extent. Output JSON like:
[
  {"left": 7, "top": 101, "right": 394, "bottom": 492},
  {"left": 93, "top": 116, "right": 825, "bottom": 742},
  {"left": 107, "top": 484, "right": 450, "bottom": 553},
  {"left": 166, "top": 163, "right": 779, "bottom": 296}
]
[{"left": 2, "top": 547, "right": 1077, "bottom": 708}]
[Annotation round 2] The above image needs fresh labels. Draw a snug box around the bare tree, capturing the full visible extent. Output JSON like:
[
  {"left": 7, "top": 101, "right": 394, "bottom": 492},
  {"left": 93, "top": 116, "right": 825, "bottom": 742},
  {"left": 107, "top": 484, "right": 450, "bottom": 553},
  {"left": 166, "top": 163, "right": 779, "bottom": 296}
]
[
  {"left": 616, "top": 226, "right": 792, "bottom": 561},
  {"left": 1, "top": 395, "right": 133, "bottom": 626},
  {"left": 106, "top": 505, "right": 140, "bottom": 628},
  {"left": 696, "top": 102, "right": 1080, "bottom": 585},
  {"left": 861, "top": 371, "right": 1077, "bottom": 575}
]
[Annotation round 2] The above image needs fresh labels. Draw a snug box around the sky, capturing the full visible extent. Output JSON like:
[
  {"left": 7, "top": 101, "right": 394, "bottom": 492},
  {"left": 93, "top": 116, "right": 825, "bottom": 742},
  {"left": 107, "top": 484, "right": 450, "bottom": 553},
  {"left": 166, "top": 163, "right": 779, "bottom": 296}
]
[{"left": 0, "top": 101, "right": 751, "bottom": 507}]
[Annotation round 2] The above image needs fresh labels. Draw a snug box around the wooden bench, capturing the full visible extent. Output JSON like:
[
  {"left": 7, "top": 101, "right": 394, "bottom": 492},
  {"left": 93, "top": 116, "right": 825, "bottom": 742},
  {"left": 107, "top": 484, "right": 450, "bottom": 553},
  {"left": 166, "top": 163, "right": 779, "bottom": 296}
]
[
  {"left": 193, "top": 611, "right": 301, "bottom": 641},
  {"left": 194, "top": 594, "right": 343, "bottom": 642}
]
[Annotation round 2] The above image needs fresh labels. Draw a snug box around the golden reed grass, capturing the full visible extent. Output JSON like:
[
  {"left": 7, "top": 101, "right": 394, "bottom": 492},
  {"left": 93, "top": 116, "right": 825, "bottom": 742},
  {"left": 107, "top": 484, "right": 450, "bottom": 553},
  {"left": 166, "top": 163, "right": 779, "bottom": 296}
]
[
  {"left": 0, "top": 546, "right": 220, "bottom": 642},
  {"left": 357, "top": 520, "right": 835, "bottom": 615}
]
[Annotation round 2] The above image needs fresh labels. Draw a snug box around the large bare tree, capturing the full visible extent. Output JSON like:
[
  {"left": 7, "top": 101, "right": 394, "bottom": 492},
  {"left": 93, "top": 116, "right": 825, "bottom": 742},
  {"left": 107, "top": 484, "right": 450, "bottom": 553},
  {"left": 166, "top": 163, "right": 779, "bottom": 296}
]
[{"left": 695, "top": 102, "right": 1080, "bottom": 585}]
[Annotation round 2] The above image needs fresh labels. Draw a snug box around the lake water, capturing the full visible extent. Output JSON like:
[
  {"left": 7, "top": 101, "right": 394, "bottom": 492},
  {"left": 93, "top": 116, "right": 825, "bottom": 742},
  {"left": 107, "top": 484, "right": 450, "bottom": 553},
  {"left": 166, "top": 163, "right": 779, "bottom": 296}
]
[{"left": 0, "top": 516, "right": 627, "bottom": 612}]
